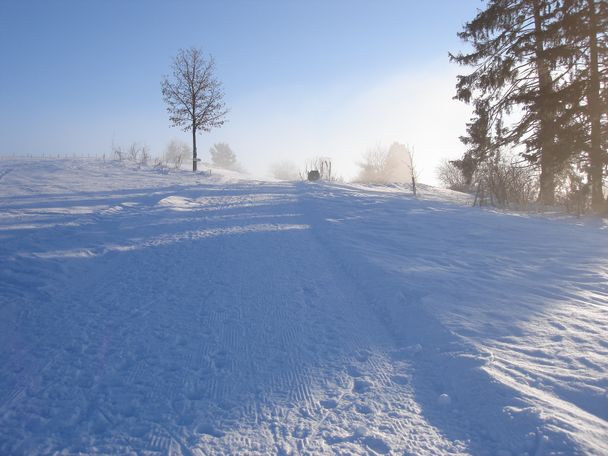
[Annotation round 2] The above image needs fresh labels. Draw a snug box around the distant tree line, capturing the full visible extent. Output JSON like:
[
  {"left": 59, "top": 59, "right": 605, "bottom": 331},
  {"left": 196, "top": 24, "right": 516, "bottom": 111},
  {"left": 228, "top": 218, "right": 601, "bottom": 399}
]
[
  {"left": 450, "top": 0, "right": 607, "bottom": 213},
  {"left": 157, "top": 140, "right": 243, "bottom": 172}
]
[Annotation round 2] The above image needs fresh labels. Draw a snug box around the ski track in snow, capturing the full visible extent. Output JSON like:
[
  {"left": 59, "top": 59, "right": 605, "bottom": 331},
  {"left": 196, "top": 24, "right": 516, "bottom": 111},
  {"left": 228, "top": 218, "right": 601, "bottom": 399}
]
[{"left": 0, "top": 159, "right": 607, "bottom": 455}]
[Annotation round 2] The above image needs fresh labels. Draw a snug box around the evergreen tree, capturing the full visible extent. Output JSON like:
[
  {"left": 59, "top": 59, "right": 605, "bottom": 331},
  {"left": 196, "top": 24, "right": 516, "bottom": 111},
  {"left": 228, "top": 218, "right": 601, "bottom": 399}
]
[
  {"left": 454, "top": 101, "right": 492, "bottom": 185},
  {"left": 559, "top": 0, "right": 608, "bottom": 210},
  {"left": 450, "top": 0, "right": 572, "bottom": 205},
  {"left": 452, "top": 0, "right": 607, "bottom": 210},
  {"left": 586, "top": 0, "right": 606, "bottom": 210}
]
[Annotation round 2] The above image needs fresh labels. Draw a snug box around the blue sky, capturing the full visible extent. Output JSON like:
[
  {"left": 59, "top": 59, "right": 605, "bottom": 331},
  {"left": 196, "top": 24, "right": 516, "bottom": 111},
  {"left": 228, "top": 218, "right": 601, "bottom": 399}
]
[{"left": 0, "top": 0, "right": 481, "bottom": 182}]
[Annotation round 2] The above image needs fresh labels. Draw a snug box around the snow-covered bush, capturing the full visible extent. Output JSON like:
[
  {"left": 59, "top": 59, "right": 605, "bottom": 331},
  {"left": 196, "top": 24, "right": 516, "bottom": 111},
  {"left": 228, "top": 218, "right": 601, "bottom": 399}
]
[
  {"left": 113, "top": 143, "right": 151, "bottom": 166},
  {"left": 164, "top": 140, "right": 191, "bottom": 169}
]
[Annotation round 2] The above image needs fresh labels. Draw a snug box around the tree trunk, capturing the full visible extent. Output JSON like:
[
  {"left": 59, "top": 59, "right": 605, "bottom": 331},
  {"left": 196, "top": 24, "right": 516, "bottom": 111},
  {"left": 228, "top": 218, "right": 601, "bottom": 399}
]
[
  {"left": 533, "top": 0, "right": 556, "bottom": 206},
  {"left": 192, "top": 124, "right": 197, "bottom": 172},
  {"left": 587, "top": 0, "right": 604, "bottom": 211}
]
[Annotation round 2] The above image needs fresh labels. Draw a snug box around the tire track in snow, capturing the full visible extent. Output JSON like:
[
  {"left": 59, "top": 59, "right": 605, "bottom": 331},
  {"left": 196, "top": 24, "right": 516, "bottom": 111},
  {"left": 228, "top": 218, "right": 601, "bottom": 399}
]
[{"left": 0, "top": 174, "right": 506, "bottom": 454}]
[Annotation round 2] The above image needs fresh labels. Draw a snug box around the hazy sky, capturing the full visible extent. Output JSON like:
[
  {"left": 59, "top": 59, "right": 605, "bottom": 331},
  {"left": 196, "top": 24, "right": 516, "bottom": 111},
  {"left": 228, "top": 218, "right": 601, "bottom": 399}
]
[{"left": 0, "top": 0, "right": 481, "bottom": 183}]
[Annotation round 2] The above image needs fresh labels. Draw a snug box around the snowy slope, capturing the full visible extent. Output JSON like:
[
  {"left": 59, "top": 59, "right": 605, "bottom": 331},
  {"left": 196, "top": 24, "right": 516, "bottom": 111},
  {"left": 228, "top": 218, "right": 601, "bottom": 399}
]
[{"left": 0, "top": 158, "right": 606, "bottom": 455}]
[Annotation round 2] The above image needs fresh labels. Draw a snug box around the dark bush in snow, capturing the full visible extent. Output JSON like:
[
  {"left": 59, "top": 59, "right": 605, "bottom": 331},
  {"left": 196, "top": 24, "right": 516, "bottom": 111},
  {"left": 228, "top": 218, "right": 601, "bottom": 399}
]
[{"left": 308, "top": 170, "right": 320, "bottom": 181}]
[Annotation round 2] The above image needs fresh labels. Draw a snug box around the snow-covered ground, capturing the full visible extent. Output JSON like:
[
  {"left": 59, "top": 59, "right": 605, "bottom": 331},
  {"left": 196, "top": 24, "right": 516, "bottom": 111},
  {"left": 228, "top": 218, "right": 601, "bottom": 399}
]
[{"left": 0, "top": 158, "right": 606, "bottom": 455}]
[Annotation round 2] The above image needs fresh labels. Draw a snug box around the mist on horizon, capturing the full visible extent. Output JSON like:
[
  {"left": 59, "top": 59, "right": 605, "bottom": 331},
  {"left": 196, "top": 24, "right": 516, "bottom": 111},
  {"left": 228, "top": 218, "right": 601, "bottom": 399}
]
[
  {"left": 0, "top": 1, "right": 480, "bottom": 187},
  {"left": 0, "top": 62, "right": 470, "bottom": 187}
]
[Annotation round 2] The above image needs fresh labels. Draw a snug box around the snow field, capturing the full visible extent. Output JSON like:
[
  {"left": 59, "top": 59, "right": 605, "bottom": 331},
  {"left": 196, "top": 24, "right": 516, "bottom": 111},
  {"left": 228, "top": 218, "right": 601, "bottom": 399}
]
[{"left": 0, "top": 159, "right": 606, "bottom": 455}]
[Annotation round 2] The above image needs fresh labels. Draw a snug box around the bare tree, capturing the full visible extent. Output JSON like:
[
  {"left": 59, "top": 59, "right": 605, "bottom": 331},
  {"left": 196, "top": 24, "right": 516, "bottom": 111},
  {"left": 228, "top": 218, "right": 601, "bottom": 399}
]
[
  {"left": 127, "top": 143, "right": 140, "bottom": 162},
  {"left": 405, "top": 146, "right": 418, "bottom": 197},
  {"left": 161, "top": 48, "right": 228, "bottom": 171},
  {"left": 112, "top": 142, "right": 150, "bottom": 166},
  {"left": 356, "top": 146, "right": 389, "bottom": 183},
  {"left": 436, "top": 159, "right": 471, "bottom": 192},
  {"left": 473, "top": 155, "right": 538, "bottom": 208},
  {"left": 164, "top": 139, "right": 191, "bottom": 169}
]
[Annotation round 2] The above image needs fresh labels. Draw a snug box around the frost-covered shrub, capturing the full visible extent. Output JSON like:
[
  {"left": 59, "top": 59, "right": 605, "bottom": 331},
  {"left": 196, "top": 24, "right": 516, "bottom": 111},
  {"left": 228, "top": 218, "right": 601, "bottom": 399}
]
[
  {"left": 113, "top": 143, "right": 151, "bottom": 166},
  {"left": 164, "top": 140, "right": 191, "bottom": 169},
  {"left": 473, "top": 157, "right": 538, "bottom": 208}
]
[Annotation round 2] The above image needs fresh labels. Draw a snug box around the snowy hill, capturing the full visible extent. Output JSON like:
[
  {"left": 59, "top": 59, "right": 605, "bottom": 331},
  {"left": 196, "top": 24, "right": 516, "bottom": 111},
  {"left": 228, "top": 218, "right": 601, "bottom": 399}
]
[{"left": 0, "top": 158, "right": 607, "bottom": 455}]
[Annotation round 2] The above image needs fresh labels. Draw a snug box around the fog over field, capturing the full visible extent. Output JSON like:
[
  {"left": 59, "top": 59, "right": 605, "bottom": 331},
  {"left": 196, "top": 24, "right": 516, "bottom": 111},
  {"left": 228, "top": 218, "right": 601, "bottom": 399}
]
[
  {"left": 0, "top": 2, "right": 475, "bottom": 185},
  {"left": 201, "top": 62, "right": 471, "bottom": 182}
]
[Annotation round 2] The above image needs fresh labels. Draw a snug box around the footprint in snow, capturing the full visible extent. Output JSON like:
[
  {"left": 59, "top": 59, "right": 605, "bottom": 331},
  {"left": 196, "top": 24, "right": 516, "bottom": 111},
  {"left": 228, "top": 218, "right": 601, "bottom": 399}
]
[
  {"left": 355, "top": 350, "right": 371, "bottom": 362},
  {"left": 355, "top": 403, "right": 374, "bottom": 414},
  {"left": 392, "top": 375, "right": 409, "bottom": 385},
  {"left": 196, "top": 423, "right": 225, "bottom": 438},
  {"left": 320, "top": 399, "right": 338, "bottom": 409},
  {"left": 347, "top": 366, "right": 363, "bottom": 378},
  {"left": 353, "top": 379, "right": 372, "bottom": 394},
  {"left": 362, "top": 436, "right": 391, "bottom": 454}
]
